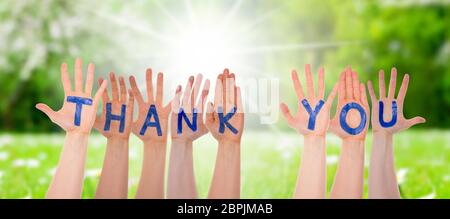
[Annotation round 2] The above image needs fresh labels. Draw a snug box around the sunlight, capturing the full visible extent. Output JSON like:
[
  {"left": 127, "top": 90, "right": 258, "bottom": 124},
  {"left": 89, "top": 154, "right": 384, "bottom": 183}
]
[{"left": 170, "top": 28, "right": 235, "bottom": 77}]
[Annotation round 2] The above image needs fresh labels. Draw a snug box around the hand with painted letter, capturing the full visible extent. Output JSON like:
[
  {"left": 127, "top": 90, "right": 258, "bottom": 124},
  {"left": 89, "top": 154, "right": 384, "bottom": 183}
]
[
  {"left": 36, "top": 58, "right": 107, "bottom": 134},
  {"left": 94, "top": 72, "right": 134, "bottom": 139},
  {"left": 205, "top": 69, "right": 244, "bottom": 143},
  {"left": 35, "top": 58, "right": 107, "bottom": 198},
  {"left": 367, "top": 68, "right": 425, "bottom": 199},
  {"left": 206, "top": 69, "right": 244, "bottom": 199},
  {"left": 167, "top": 74, "right": 210, "bottom": 199},
  {"left": 367, "top": 68, "right": 425, "bottom": 134},
  {"left": 280, "top": 64, "right": 338, "bottom": 136},
  {"left": 129, "top": 69, "right": 171, "bottom": 199},
  {"left": 171, "top": 74, "right": 210, "bottom": 142},
  {"left": 280, "top": 64, "right": 337, "bottom": 199},
  {"left": 129, "top": 69, "right": 172, "bottom": 143},
  {"left": 330, "top": 67, "right": 369, "bottom": 199},
  {"left": 93, "top": 72, "right": 134, "bottom": 199},
  {"left": 330, "top": 67, "right": 370, "bottom": 140}
]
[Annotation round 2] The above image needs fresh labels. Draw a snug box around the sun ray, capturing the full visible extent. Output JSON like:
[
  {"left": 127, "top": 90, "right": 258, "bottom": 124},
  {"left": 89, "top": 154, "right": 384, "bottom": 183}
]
[
  {"left": 232, "top": 40, "right": 366, "bottom": 55},
  {"left": 219, "top": 0, "right": 244, "bottom": 32},
  {"left": 153, "top": 0, "right": 183, "bottom": 32},
  {"left": 184, "top": 0, "right": 196, "bottom": 27},
  {"left": 92, "top": 10, "right": 177, "bottom": 46}
]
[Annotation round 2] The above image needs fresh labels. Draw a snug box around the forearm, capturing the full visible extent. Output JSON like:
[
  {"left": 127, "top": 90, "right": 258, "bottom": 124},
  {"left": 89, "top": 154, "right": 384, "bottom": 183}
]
[
  {"left": 294, "top": 135, "right": 326, "bottom": 199},
  {"left": 135, "top": 141, "right": 167, "bottom": 199},
  {"left": 369, "top": 131, "right": 400, "bottom": 198},
  {"left": 46, "top": 132, "right": 89, "bottom": 199},
  {"left": 208, "top": 140, "right": 240, "bottom": 199},
  {"left": 331, "top": 139, "right": 365, "bottom": 199},
  {"left": 167, "top": 139, "right": 197, "bottom": 199},
  {"left": 95, "top": 137, "right": 129, "bottom": 199}
]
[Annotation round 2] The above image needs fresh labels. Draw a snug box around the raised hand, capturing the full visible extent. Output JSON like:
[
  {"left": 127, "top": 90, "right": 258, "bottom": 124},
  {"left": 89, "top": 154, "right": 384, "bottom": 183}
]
[
  {"left": 367, "top": 68, "right": 426, "bottom": 133},
  {"left": 330, "top": 67, "right": 370, "bottom": 140},
  {"left": 205, "top": 69, "right": 244, "bottom": 143},
  {"left": 93, "top": 72, "right": 134, "bottom": 199},
  {"left": 129, "top": 69, "right": 171, "bottom": 199},
  {"left": 330, "top": 67, "right": 369, "bottom": 199},
  {"left": 94, "top": 72, "right": 134, "bottom": 139},
  {"left": 206, "top": 68, "right": 244, "bottom": 199},
  {"left": 36, "top": 58, "right": 107, "bottom": 198},
  {"left": 171, "top": 74, "right": 210, "bottom": 141},
  {"left": 36, "top": 58, "right": 107, "bottom": 134},
  {"left": 167, "top": 74, "right": 210, "bottom": 199},
  {"left": 280, "top": 64, "right": 338, "bottom": 136},
  {"left": 129, "top": 69, "right": 171, "bottom": 143},
  {"left": 368, "top": 68, "right": 425, "bottom": 199}
]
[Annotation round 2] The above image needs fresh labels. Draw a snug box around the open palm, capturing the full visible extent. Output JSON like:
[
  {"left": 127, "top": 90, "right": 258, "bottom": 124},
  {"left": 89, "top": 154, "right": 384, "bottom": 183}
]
[
  {"left": 367, "top": 68, "right": 425, "bottom": 133},
  {"left": 171, "top": 74, "right": 210, "bottom": 141},
  {"left": 36, "top": 58, "right": 107, "bottom": 134},
  {"left": 280, "top": 64, "right": 338, "bottom": 136},
  {"left": 330, "top": 68, "right": 370, "bottom": 140},
  {"left": 205, "top": 69, "right": 244, "bottom": 143},
  {"left": 94, "top": 72, "right": 134, "bottom": 139}
]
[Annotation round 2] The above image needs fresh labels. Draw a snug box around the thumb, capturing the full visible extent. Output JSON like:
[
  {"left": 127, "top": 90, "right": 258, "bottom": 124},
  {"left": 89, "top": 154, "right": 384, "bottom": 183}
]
[
  {"left": 406, "top": 116, "right": 426, "bottom": 128},
  {"left": 35, "top": 103, "right": 56, "bottom": 120},
  {"left": 280, "top": 103, "right": 294, "bottom": 124}
]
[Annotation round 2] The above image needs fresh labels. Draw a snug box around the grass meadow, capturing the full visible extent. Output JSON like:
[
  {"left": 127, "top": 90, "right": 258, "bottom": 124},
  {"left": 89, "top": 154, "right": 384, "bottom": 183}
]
[{"left": 0, "top": 130, "right": 449, "bottom": 199}]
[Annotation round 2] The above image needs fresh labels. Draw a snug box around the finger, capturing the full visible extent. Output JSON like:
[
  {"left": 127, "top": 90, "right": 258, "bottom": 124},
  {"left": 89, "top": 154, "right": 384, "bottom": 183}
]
[
  {"left": 190, "top": 74, "right": 203, "bottom": 107},
  {"left": 305, "top": 64, "right": 315, "bottom": 99},
  {"left": 214, "top": 74, "right": 223, "bottom": 108},
  {"left": 345, "top": 68, "right": 353, "bottom": 100},
  {"left": 35, "top": 103, "right": 57, "bottom": 119},
  {"left": 206, "top": 102, "right": 215, "bottom": 124},
  {"left": 75, "top": 58, "right": 83, "bottom": 92},
  {"left": 172, "top": 85, "right": 182, "bottom": 113},
  {"left": 318, "top": 67, "right": 325, "bottom": 99},
  {"left": 85, "top": 63, "right": 95, "bottom": 96},
  {"left": 338, "top": 71, "right": 345, "bottom": 101},
  {"left": 388, "top": 67, "right": 397, "bottom": 100},
  {"left": 110, "top": 72, "right": 119, "bottom": 101},
  {"left": 126, "top": 89, "right": 135, "bottom": 125},
  {"left": 226, "top": 74, "right": 236, "bottom": 110},
  {"left": 98, "top": 78, "right": 110, "bottom": 103},
  {"left": 360, "top": 83, "right": 369, "bottom": 106},
  {"left": 60, "top": 63, "right": 72, "bottom": 94},
  {"left": 146, "top": 68, "right": 154, "bottom": 102},
  {"left": 236, "top": 86, "right": 243, "bottom": 113},
  {"left": 93, "top": 80, "right": 108, "bottom": 106},
  {"left": 129, "top": 76, "right": 145, "bottom": 106},
  {"left": 405, "top": 116, "right": 426, "bottom": 128},
  {"left": 119, "top": 76, "right": 127, "bottom": 103},
  {"left": 379, "top": 69, "right": 386, "bottom": 99},
  {"left": 367, "top": 80, "right": 377, "bottom": 106},
  {"left": 280, "top": 103, "right": 294, "bottom": 125},
  {"left": 182, "top": 76, "right": 194, "bottom": 107},
  {"left": 222, "top": 69, "right": 228, "bottom": 111},
  {"left": 325, "top": 84, "right": 338, "bottom": 106},
  {"left": 352, "top": 71, "right": 360, "bottom": 101},
  {"left": 156, "top": 72, "right": 164, "bottom": 106},
  {"left": 291, "top": 70, "right": 305, "bottom": 100},
  {"left": 196, "top": 79, "right": 210, "bottom": 114},
  {"left": 397, "top": 74, "right": 410, "bottom": 105}
]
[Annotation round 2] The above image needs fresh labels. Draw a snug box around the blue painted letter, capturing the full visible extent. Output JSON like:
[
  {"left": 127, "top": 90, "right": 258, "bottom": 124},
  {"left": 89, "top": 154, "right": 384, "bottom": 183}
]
[
  {"left": 301, "top": 99, "right": 325, "bottom": 130},
  {"left": 339, "top": 102, "right": 367, "bottom": 135},
  {"left": 218, "top": 106, "right": 238, "bottom": 134},
  {"left": 139, "top": 104, "right": 162, "bottom": 136},
  {"left": 66, "top": 96, "right": 93, "bottom": 126},
  {"left": 177, "top": 108, "right": 198, "bottom": 134},
  {"left": 104, "top": 103, "right": 126, "bottom": 133},
  {"left": 379, "top": 101, "right": 397, "bottom": 128}
]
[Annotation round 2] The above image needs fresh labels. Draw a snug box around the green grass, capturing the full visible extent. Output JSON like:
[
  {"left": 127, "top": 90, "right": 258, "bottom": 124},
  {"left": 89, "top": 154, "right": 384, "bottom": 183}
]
[{"left": 0, "top": 130, "right": 449, "bottom": 199}]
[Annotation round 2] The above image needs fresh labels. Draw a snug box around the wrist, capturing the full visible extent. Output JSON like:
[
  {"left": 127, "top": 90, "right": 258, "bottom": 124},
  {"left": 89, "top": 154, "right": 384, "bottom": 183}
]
[
  {"left": 373, "top": 130, "right": 393, "bottom": 139},
  {"left": 218, "top": 139, "right": 240, "bottom": 148},
  {"left": 171, "top": 138, "right": 194, "bottom": 145},
  {"left": 106, "top": 137, "right": 129, "bottom": 147}
]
